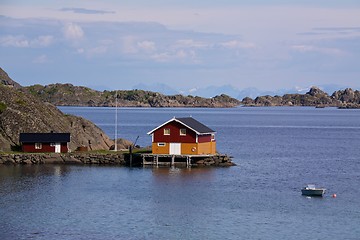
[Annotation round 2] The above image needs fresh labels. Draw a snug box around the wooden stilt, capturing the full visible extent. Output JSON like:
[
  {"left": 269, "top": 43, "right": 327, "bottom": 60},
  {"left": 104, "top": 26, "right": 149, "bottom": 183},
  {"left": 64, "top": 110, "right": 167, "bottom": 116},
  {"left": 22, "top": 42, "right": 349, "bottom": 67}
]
[
  {"left": 171, "top": 155, "right": 175, "bottom": 166},
  {"left": 140, "top": 153, "right": 223, "bottom": 167}
]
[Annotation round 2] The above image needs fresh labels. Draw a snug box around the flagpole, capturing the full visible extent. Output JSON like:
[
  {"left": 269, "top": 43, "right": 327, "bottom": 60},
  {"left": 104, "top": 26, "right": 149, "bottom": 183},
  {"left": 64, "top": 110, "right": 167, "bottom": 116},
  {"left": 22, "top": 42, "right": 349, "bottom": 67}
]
[{"left": 114, "top": 90, "right": 118, "bottom": 152}]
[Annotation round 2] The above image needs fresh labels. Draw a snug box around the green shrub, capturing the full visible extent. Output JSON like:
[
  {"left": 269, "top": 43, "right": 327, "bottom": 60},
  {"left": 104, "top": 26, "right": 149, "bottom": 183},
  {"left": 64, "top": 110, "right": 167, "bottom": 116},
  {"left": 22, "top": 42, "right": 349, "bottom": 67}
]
[
  {"left": 15, "top": 99, "right": 26, "bottom": 105},
  {"left": 0, "top": 102, "right": 7, "bottom": 113}
]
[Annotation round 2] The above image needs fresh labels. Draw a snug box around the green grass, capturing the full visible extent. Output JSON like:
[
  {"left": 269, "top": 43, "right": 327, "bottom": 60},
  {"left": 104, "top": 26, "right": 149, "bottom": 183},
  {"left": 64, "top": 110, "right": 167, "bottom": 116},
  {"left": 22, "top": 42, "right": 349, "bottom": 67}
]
[{"left": 0, "top": 102, "right": 6, "bottom": 113}]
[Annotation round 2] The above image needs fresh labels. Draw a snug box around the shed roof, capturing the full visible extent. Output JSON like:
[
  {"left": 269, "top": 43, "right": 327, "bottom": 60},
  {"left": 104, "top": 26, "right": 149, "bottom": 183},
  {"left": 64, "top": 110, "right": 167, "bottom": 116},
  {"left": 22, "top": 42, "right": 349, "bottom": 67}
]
[
  {"left": 147, "top": 117, "right": 215, "bottom": 135},
  {"left": 19, "top": 133, "right": 70, "bottom": 143}
]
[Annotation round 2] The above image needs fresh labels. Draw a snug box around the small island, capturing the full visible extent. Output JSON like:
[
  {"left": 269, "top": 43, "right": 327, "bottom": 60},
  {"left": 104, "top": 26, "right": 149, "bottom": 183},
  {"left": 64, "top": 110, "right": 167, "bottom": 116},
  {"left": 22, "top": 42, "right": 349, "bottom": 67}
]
[
  {"left": 241, "top": 86, "right": 360, "bottom": 109},
  {"left": 25, "top": 83, "right": 240, "bottom": 108}
]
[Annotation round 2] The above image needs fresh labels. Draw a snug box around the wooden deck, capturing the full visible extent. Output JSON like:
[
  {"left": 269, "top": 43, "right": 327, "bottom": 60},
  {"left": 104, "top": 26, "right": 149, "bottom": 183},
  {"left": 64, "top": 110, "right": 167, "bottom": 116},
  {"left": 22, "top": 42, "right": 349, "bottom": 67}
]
[{"left": 141, "top": 154, "right": 216, "bottom": 167}]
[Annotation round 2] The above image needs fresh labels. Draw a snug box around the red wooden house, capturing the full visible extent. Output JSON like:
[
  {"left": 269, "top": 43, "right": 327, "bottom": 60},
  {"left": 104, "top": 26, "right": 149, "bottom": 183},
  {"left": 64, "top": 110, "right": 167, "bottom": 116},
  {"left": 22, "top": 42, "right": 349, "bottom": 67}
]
[
  {"left": 19, "top": 133, "right": 70, "bottom": 153},
  {"left": 147, "top": 117, "right": 216, "bottom": 155}
]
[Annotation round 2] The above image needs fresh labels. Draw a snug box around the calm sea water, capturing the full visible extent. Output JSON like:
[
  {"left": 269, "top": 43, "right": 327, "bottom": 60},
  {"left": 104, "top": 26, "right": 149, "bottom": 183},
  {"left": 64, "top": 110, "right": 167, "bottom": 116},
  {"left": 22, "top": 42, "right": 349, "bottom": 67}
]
[{"left": 1, "top": 107, "right": 360, "bottom": 240}]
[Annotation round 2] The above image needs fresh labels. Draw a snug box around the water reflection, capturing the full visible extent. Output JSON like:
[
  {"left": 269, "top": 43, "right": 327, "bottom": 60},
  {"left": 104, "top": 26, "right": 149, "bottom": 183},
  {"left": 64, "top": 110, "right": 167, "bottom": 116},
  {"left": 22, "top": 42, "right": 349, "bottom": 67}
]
[
  {"left": 148, "top": 167, "right": 217, "bottom": 237},
  {"left": 0, "top": 165, "right": 73, "bottom": 195},
  {"left": 151, "top": 166, "right": 215, "bottom": 180},
  {"left": 0, "top": 165, "right": 72, "bottom": 178}
]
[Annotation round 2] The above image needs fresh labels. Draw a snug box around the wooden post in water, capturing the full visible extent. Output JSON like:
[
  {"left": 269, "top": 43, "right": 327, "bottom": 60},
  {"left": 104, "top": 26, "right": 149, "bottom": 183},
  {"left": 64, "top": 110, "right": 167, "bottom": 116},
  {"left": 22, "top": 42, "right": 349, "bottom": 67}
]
[
  {"left": 114, "top": 90, "right": 118, "bottom": 152},
  {"left": 155, "top": 155, "right": 158, "bottom": 166},
  {"left": 129, "top": 145, "right": 132, "bottom": 167},
  {"left": 171, "top": 155, "right": 175, "bottom": 166}
]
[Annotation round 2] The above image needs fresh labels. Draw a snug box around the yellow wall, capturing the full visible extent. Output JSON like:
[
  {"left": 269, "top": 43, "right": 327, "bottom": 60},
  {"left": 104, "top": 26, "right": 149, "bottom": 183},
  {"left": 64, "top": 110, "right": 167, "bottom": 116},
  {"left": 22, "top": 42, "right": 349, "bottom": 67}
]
[
  {"left": 181, "top": 143, "right": 198, "bottom": 155},
  {"left": 152, "top": 143, "right": 169, "bottom": 154},
  {"left": 197, "top": 142, "right": 216, "bottom": 155},
  {"left": 152, "top": 142, "right": 216, "bottom": 155}
]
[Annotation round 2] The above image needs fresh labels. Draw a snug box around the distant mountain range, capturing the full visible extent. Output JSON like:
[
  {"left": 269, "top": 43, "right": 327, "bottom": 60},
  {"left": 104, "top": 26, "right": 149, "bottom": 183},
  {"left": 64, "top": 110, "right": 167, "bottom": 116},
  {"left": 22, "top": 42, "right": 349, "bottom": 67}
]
[{"left": 132, "top": 83, "right": 352, "bottom": 100}]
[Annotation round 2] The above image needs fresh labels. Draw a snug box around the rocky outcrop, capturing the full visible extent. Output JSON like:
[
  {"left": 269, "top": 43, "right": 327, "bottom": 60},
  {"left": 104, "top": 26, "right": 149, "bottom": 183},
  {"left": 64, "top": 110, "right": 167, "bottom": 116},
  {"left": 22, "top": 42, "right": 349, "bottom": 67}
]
[
  {"left": 332, "top": 88, "right": 360, "bottom": 108},
  {"left": 0, "top": 68, "right": 117, "bottom": 152},
  {"left": 192, "top": 155, "right": 235, "bottom": 167},
  {"left": 24, "top": 84, "right": 241, "bottom": 108},
  {"left": 0, "top": 152, "right": 126, "bottom": 165},
  {"left": 0, "top": 152, "right": 234, "bottom": 167},
  {"left": 0, "top": 67, "right": 21, "bottom": 89},
  {"left": 242, "top": 86, "right": 360, "bottom": 108}
]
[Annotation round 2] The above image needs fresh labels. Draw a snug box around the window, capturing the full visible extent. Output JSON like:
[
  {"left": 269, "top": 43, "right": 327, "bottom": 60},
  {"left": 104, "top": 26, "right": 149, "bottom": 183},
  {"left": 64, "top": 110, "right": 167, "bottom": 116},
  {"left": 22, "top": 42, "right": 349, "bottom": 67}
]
[
  {"left": 35, "top": 143, "right": 42, "bottom": 149},
  {"left": 158, "top": 143, "right": 166, "bottom": 147},
  {"left": 50, "top": 143, "right": 55, "bottom": 147},
  {"left": 180, "top": 129, "right": 186, "bottom": 136},
  {"left": 211, "top": 134, "right": 215, "bottom": 141},
  {"left": 164, "top": 128, "right": 170, "bottom": 135}
]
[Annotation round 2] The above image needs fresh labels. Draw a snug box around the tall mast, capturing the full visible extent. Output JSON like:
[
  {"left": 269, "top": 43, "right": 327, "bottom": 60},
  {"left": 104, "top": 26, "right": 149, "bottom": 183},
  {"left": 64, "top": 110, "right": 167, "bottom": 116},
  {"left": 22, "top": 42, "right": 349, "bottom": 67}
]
[{"left": 114, "top": 90, "right": 118, "bottom": 152}]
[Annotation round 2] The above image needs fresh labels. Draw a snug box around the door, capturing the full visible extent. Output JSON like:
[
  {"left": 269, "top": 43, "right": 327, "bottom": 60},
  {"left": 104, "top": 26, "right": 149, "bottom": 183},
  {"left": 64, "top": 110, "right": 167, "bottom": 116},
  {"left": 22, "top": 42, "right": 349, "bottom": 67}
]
[
  {"left": 55, "top": 143, "right": 61, "bottom": 153},
  {"left": 169, "top": 143, "right": 181, "bottom": 155}
]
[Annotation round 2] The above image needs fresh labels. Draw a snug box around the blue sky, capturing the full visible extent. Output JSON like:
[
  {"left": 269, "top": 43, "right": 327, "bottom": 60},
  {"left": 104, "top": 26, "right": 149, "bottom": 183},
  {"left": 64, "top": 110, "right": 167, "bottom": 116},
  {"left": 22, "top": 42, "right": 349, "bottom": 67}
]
[{"left": 1, "top": 0, "right": 360, "bottom": 96}]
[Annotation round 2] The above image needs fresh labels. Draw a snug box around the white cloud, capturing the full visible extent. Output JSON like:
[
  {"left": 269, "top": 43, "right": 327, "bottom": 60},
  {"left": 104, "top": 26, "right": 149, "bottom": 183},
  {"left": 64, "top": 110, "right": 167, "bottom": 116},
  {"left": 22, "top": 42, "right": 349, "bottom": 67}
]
[
  {"left": 31, "top": 35, "right": 54, "bottom": 47},
  {"left": 137, "top": 41, "right": 156, "bottom": 52},
  {"left": 291, "top": 45, "right": 346, "bottom": 56},
  {"left": 151, "top": 49, "right": 199, "bottom": 63},
  {"left": 151, "top": 52, "right": 170, "bottom": 62},
  {"left": 121, "top": 38, "right": 156, "bottom": 54},
  {"left": 174, "top": 39, "right": 209, "bottom": 49},
  {"left": 220, "top": 40, "right": 256, "bottom": 49},
  {"left": 62, "top": 23, "right": 84, "bottom": 40},
  {"left": 74, "top": 46, "right": 107, "bottom": 57},
  {"left": 121, "top": 36, "right": 138, "bottom": 54},
  {"left": 0, "top": 35, "right": 29, "bottom": 47},
  {"left": 188, "top": 88, "right": 197, "bottom": 93},
  {"left": 176, "top": 50, "right": 187, "bottom": 59},
  {"left": 0, "top": 35, "right": 54, "bottom": 48}
]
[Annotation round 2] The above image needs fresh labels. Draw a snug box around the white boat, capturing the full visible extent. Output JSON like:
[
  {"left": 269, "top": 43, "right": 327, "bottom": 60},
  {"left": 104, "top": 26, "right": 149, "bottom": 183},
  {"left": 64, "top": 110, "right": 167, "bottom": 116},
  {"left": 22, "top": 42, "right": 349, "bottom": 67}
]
[{"left": 301, "top": 184, "right": 326, "bottom": 197}]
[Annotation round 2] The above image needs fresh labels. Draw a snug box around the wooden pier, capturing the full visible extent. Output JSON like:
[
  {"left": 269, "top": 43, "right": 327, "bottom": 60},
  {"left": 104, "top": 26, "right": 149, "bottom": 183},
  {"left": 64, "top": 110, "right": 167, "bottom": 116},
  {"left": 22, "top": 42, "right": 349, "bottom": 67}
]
[{"left": 140, "top": 154, "right": 234, "bottom": 167}]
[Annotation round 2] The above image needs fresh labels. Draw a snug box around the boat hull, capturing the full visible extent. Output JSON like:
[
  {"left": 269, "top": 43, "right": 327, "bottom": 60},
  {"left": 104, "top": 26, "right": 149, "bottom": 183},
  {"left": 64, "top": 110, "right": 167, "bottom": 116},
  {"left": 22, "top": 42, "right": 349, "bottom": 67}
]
[{"left": 301, "top": 189, "right": 326, "bottom": 196}]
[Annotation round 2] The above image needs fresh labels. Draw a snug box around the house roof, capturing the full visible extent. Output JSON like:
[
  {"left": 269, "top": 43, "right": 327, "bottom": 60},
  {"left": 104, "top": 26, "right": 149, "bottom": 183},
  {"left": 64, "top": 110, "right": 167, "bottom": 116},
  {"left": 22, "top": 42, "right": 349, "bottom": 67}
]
[
  {"left": 19, "top": 133, "right": 70, "bottom": 143},
  {"left": 147, "top": 117, "right": 215, "bottom": 135}
]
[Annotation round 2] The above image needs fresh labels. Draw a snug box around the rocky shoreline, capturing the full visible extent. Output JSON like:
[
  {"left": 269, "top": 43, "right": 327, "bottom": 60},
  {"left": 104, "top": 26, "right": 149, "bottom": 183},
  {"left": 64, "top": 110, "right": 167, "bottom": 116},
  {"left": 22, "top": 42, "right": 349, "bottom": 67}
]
[
  {"left": 0, "top": 153, "right": 126, "bottom": 165},
  {"left": 0, "top": 152, "right": 235, "bottom": 167}
]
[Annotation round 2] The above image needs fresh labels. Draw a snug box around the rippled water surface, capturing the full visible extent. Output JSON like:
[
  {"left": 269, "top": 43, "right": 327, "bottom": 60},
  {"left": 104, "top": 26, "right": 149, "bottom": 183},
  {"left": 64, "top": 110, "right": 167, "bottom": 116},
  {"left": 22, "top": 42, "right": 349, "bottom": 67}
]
[{"left": 1, "top": 107, "right": 360, "bottom": 239}]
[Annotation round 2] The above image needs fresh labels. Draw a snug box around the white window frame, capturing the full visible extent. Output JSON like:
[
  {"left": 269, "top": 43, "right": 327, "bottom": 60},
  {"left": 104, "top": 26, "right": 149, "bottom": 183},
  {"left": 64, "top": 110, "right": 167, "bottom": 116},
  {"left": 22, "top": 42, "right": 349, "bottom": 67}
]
[
  {"left": 164, "top": 128, "right": 170, "bottom": 135},
  {"left": 50, "top": 143, "right": 55, "bottom": 147},
  {"left": 158, "top": 142, "right": 166, "bottom": 147},
  {"left": 180, "top": 129, "right": 186, "bottom": 136},
  {"left": 35, "top": 143, "right": 42, "bottom": 149}
]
